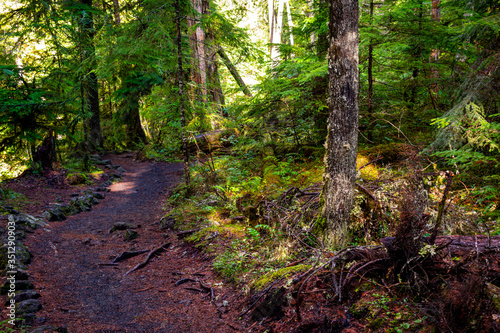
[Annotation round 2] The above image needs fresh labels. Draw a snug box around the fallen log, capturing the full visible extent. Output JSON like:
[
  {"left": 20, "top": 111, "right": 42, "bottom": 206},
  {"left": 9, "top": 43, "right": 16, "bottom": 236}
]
[
  {"left": 381, "top": 235, "right": 500, "bottom": 257},
  {"left": 186, "top": 130, "right": 235, "bottom": 155}
]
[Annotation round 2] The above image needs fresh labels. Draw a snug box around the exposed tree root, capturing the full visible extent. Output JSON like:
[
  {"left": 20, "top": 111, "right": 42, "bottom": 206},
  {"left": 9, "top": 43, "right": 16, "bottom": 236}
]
[
  {"left": 113, "top": 249, "right": 149, "bottom": 263},
  {"left": 123, "top": 242, "right": 171, "bottom": 277}
]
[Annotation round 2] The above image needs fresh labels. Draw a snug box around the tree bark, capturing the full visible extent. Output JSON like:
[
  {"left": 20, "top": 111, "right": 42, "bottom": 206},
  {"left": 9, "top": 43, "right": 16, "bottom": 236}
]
[
  {"left": 176, "top": 0, "right": 190, "bottom": 186},
  {"left": 202, "top": 0, "right": 225, "bottom": 115},
  {"left": 216, "top": 46, "right": 252, "bottom": 97},
  {"left": 80, "top": 0, "right": 103, "bottom": 150},
  {"left": 430, "top": 0, "right": 440, "bottom": 97},
  {"left": 188, "top": 0, "right": 207, "bottom": 103},
  {"left": 271, "top": 0, "right": 285, "bottom": 64},
  {"left": 366, "top": 0, "right": 374, "bottom": 141},
  {"left": 321, "top": 0, "right": 359, "bottom": 248},
  {"left": 112, "top": 0, "right": 120, "bottom": 24},
  {"left": 117, "top": 80, "right": 148, "bottom": 146}
]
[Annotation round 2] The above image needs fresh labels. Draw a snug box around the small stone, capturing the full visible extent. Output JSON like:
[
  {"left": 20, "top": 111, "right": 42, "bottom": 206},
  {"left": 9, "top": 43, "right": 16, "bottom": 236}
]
[
  {"left": 109, "top": 222, "right": 138, "bottom": 233},
  {"left": 92, "top": 192, "right": 105, "bottom": 200},
  {"left": 123, "top": 230, "right": 139, "bottom": 242},
  {"left": 159, "top": 215, "right": 176, "bottom": 230},
  {"left": 30, "top": 325, "right": 56, "bottom": 333}
]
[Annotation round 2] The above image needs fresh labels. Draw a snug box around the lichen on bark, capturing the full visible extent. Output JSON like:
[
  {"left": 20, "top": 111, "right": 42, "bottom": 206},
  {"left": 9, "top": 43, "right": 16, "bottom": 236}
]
[{"left": 319, "top": 0, "right": 359, "bottom": 248}]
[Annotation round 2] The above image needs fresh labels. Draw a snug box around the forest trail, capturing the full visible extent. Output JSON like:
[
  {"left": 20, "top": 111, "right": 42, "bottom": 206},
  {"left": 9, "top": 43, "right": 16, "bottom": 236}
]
[{"left": 25, "top": 155, "right": 242, "bottom": 332}]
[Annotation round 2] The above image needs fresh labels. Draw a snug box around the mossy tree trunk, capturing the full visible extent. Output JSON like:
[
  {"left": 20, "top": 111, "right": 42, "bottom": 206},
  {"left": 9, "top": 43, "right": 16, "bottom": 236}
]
[
  {"left": 320, "top": 0, "right": 359, "bottom": 248},
  {"left": 80, "top": 0, "right": 103, "bottom": 151}
]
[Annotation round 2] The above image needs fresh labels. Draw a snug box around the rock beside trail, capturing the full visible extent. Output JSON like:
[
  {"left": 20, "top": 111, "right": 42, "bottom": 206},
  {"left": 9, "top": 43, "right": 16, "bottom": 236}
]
[
  {"left": 41, "top": 205, "right": 68, "bottom": 221},
  {"left": 30, "top": 325, "right": 69, "bottom": 333},
  {"left": 159, "top": 215, "right": 177, "bottom": 230},
  {"left": 16, "top": 298, "right": 42, "bottom": 315},
  {"left": 0, "top": 280, "right": 34, "bottom": 295},
  {"left": 42, "top": 192, "right": 105, "bottom": 221},
  {"left": 4, "top": 289, "right": 40, "bottom": 306},
  {"left": 123, "top": 229, "right": 139, "bottom": 241},
  {"left": 109, "top": 222, "right": 139, "bottom": 233},
  {"left": 8, "top": 213, "right": 48, "bottom": 230}
]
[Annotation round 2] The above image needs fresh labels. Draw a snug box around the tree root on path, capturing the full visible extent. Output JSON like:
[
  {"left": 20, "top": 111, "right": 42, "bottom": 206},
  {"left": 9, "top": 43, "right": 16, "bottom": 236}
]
[
  {"left": 113, "top": 249, "right": 149, "bottom": 263},
  {"left": 123, "top": 242, "right": 171, "bottom": 277}
]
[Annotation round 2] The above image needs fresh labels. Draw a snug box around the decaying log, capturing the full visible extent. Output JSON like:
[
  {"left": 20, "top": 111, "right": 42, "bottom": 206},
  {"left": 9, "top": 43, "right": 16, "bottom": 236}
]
[
  {"left": 123, "top": 242, "right": 171, "bottom": 277},
  {"left": 186, "top": 130, "right": 234, "bottom": 154}
]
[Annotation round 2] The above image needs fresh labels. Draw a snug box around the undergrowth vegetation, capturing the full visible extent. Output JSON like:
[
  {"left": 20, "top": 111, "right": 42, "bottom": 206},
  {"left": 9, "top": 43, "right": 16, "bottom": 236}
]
[{"left": 165, "top": 126, "right": 498, "bottom": 330}]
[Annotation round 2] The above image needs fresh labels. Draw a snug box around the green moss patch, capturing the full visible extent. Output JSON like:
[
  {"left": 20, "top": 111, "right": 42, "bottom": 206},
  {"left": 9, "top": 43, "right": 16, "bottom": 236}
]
[{"left": 252, "top": 264, "right": 311, "bottom": 291}]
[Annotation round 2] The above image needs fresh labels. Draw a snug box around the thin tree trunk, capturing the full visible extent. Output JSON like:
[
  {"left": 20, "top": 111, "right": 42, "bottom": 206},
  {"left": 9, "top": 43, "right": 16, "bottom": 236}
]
[
  {"left": 217, "top": 46, "right": 252, "bottom": 97},
  {"left": 268, "top": 0, "right": 274, "bottom": 53},
  {"left": 271, "top": 0, "right": 285, "bottom": 63},
  {"left": 430, "top": 0, "right": 440, "bottom": 96},
  {"left": 176, "top": 0, "right": 190, "bottom": 186},
  {"left": 285, "top": 0, "right": 294, "bottom": 47},
  {"left": 307, "top": 0, "right": 316, "bottom": 45},
  {"left": 321, "top": 0, "right": 359, "bottom": 248},
  {"left": 112, "top": 0, "right": 120, "bottom": 24},
  {"left": 367, "top": 0, "right": 374, "bottom": 141}
]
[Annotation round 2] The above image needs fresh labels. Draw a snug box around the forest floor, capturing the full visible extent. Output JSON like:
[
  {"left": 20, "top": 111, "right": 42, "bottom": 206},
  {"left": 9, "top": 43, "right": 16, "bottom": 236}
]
[
  {"left": 0, "top": 154, "right": 250, "bottom": 332},
  {"left": 1, "top": 153, "right": 499, "bottom": 333}
]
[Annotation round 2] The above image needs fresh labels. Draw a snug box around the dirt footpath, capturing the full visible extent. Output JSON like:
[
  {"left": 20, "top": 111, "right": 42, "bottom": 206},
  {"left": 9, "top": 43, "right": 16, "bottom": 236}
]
[{"left": 22, "top": 156, "right": 245, "bottom": 332}]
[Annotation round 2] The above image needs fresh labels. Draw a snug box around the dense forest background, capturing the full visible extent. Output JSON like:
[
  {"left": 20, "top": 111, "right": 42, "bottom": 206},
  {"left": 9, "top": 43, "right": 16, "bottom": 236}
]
[{"left": 1, "top": 0, "right": 500, "bottom": 330}]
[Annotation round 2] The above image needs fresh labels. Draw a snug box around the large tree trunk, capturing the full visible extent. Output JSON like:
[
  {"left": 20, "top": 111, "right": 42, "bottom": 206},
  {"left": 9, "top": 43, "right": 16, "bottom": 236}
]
[
  {"left": 80, "top": 0, "right": 103, "bottom": 150},
  {"left": 188, "top": 0, "right": 208, "bottom": 103},
  {"left": 320, "top": 0, "right": 359, "bottom": 248},
  {"left": 117, "top": 80, "right": 148, "bottom": 146},
  {"left": 202, "top": 0, "right": 225, "bottom": 115},
  {"left": 33, "top": 131, "right": 56, "bottom": 171}
]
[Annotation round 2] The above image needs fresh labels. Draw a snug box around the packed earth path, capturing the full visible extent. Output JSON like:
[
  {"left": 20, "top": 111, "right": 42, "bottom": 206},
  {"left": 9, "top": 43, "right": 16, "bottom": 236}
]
[{"left": 21, "top": 155, "right": 246, "bottom": 332}]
